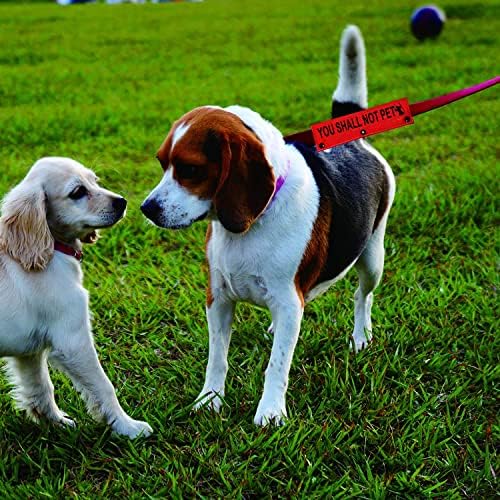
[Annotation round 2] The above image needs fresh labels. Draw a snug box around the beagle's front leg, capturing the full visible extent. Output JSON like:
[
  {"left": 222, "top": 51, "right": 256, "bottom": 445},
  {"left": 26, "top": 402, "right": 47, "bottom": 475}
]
[
  {"left": 194, "top": 298, "right": 235, "bottom": 412},
  {"left": 254, "top": 289, "right": 303, "bottom": 426}
]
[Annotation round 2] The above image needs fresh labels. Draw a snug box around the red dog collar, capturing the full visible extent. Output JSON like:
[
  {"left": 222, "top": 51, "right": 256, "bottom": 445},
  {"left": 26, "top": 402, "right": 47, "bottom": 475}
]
[{"left": 54, "top": 241, "right": 83, "bottom": 262}]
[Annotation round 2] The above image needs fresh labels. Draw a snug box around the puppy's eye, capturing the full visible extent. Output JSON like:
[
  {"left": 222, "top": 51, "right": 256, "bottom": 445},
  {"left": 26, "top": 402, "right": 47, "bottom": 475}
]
[
  {"left": 175, "top": 163, "right": 200, "bottom": 180},
  {"left": 69, "top": 186, "right": 88, "bottom": 200}
]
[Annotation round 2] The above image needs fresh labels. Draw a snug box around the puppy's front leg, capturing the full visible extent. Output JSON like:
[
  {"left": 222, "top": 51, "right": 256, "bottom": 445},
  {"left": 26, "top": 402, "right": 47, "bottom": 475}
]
[
  {"left": 193, "top": 299, "right": 235, "bottom": 412},
  {"left": 4, "top": 353, "right": 74, "bottom": 427},
  {"left": 50, "top": 329, "right": 152, "bottom": 439},
  {"left": 254, "top": 291, "right": 303, "bottom": 426}
]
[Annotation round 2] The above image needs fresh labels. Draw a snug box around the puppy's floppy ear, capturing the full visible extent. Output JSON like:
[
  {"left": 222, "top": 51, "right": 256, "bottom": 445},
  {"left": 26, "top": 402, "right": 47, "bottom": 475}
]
[
  {"left": 211, "top": 129, "right": 275, "bottom": 234},
  {"left": 0, "top": 181, "right": 53, "bottom": 271}
]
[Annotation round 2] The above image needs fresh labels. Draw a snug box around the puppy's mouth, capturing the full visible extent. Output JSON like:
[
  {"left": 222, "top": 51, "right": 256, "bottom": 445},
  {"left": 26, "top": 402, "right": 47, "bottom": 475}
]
[
  {"left": 84, "top": 213, "right": 125, "bottom": 230},
  {"left": 84, "top": 222, "right": 115, "bottom": 230}
]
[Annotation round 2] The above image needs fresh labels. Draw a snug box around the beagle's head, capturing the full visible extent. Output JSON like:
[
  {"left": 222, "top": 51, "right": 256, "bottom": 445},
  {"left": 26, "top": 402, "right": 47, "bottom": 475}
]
[{"left": 141, "top": 107, "right": 276, "bottom": 234}]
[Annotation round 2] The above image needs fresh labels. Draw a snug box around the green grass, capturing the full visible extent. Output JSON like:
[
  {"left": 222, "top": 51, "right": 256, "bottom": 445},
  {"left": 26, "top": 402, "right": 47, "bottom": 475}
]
[{"left": 0, "top": 0, "right": 499, "bottom": 497}]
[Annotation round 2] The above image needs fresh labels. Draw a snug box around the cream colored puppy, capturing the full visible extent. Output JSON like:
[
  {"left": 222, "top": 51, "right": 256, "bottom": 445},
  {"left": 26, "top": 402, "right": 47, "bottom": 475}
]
[{"left": 0, "top": 157, "right": 152, "bottom": 438}]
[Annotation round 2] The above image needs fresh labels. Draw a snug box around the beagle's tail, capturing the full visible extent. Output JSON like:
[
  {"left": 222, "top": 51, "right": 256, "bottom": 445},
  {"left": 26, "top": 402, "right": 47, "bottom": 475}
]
[{"left": 331, "top": 25, "right": 367, "bottom": 118}]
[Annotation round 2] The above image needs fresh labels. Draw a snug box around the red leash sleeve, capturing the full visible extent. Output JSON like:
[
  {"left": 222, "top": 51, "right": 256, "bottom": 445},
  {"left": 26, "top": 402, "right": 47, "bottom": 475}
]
[
  {"left": 283, "top": 129, "right": 315, "bottom": 146},
  {"left": 283, "top": 76, "right": 499, "bottom": 150}
]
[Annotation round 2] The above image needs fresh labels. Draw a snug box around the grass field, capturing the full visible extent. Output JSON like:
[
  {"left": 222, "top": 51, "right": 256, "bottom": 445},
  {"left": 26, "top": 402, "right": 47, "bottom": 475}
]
[{"left": 0, "top": 0, "right": 499, "bottom": 497}]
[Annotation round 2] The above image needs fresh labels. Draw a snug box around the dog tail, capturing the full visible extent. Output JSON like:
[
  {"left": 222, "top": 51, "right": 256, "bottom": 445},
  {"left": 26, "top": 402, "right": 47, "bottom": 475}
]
[{"left": 331, "top": 25, "right": 367, "bottom": 118}]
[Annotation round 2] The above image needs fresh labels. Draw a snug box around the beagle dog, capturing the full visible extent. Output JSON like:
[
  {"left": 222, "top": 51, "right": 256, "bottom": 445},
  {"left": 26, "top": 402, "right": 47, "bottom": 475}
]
[
  {"left": 0, "top": 157, "right": 152, "bottom": 438},
  {"left": 142, "top": 26, "right": 395, "bottom": 425}
]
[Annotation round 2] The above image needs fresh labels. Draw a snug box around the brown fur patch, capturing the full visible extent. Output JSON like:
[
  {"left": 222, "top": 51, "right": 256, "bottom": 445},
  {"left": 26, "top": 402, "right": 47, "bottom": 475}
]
[
  {"left": 156, "top": 107, "right": 220, "bottom": 170},
  {"left": 294, "top": 201, "right": 332, "bottom": 299},
  {"left": 159, "top": 107, "right": 275, "bottom": 233}
]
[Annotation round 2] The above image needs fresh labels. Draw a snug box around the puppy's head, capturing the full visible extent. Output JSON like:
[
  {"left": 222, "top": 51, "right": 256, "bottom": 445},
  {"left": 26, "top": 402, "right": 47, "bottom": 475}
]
[
  {"left": 141, "top": 107, "right": 276, "bottom": 234},
  {"left": 0, "top": 157, "right": 127, "bottom": 271}
]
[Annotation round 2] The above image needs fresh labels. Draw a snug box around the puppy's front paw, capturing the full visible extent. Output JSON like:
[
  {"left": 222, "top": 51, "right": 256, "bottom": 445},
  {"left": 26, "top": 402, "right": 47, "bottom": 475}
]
[
  {"left": 27, "top": 406, "right": 76, "bottom": 428},
  {"left": 57, "top": 413, "right": 76, "bottom": 428},
  {"left": 193, "top": 390, "right": 223, "bottom": 413},
  {"left": 112, "top": 416, "right": 153, "bottom": 439},
  {"left": 254, "top": 400, "right": 287, "bottom": 427}
]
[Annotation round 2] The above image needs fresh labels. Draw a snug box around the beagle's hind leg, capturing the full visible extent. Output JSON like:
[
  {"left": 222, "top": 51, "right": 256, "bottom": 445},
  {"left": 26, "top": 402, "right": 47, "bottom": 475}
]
[
  {"left": 351, "top": 143, "right": 395, "bottom": 352},
  {"left": 352, "top": 222, "right": 387, "bottom": 352}
]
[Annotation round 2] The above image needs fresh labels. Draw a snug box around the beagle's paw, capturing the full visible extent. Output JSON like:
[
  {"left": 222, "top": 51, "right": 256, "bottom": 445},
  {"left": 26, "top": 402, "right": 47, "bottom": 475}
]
[
  {"left": 351, "top": 329, "right": 372, "bottom": 353},
  {"left": 193, "top": 389, "right": 224, "bottom": 413},
  {"left": 254, "top": 399, "right": 287, "bottom": 427}
]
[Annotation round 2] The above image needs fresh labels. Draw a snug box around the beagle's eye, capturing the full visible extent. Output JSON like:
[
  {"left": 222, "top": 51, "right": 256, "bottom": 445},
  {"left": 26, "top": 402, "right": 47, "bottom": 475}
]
[
  {"left": 69, "top": 186, "right": 88, "bottom": 200},
  {"left": 175, "top": 163, "right": 200, "bottom": 180}
]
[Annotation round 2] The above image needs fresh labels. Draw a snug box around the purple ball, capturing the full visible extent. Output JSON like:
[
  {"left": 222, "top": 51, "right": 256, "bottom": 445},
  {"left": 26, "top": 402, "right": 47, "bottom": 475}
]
[{"left": 411, "top": 5, "right": 446, "bottom": 40}]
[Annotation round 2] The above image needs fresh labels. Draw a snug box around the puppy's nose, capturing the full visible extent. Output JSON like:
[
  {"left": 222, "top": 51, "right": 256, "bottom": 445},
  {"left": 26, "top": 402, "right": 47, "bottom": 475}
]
[
  {"left": 141, "top": 198, "right": 160, "bottom": 220},
  {"left": 113, "top": 197, "right": 127, "bottom": 214}
]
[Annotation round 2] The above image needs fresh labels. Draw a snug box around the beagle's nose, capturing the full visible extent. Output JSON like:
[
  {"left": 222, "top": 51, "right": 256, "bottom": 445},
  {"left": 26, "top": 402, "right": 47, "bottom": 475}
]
[
  {"left": 141, "top": 198, "right": 161, "bottom": 221},
  {"left": 112, "top": 197, "right": 127, "bottom": 214}
]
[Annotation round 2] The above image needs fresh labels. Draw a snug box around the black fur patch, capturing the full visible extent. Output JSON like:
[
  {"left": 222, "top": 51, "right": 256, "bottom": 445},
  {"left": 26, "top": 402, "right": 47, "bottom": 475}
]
[
  {"left": 293, "top": 140, "right": 389, "bottom": 283},
  {"left": 331, "top": 100, "right": 364, "bottom": 118}
]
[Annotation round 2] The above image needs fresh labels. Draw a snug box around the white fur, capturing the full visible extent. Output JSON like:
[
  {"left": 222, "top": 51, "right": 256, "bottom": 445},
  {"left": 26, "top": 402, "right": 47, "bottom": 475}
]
[
  {"left": 171, "top": 122, "right": 190, "bottom": 149},
  {"left": 144, "top": 166, "right": 211, "bottom": 228},
  {"left": 305, "top": 260, "right": 357, "bottom": 302},
  {"left": 0, "top": 157, "right": 152, "bottom": 438},
  {"left": 195, "top": 135, "right": 319, "bottom": 425},
  {"left": 332, "top": 25, "right": 367, "bottom": 108}
]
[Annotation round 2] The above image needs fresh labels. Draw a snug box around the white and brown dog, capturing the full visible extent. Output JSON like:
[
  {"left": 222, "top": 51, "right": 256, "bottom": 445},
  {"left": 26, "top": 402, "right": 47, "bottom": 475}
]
[
  {"left": 142, "top": 26, "right": 395, "bottom": 425},
  {"left": 0, "top": 157, "right": 152, "bottom": 438}
]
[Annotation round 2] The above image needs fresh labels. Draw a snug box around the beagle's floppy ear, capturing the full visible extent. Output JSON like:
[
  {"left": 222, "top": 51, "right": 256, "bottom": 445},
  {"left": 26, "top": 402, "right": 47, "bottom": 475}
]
[
  {"left": 0, "top": 181, "right": 53, "bottom": 271},
  {"left": 211, "top": 129, "right": 275, "bottom": 234}
]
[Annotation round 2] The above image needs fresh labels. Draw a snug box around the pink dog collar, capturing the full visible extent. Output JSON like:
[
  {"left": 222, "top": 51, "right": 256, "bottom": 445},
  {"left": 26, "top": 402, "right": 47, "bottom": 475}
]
[{"left": 270, "top": 159, "right": 291, "bottom": 205}]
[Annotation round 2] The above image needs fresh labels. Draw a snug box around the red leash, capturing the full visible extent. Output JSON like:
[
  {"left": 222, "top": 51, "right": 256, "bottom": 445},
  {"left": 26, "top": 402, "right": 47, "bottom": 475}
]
[{"left": 284, "top": 76, "right": 499, "bottom": 151}]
